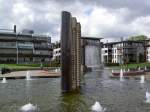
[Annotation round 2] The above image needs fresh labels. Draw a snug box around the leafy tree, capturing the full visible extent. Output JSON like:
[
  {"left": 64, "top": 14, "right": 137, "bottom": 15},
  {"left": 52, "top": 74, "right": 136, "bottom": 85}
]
[
  {"left": 128, "top": 35, "right": 148, "bottom": 41},
  {"left": 50, "top": 59, "right": 60, "bottom": 67}
]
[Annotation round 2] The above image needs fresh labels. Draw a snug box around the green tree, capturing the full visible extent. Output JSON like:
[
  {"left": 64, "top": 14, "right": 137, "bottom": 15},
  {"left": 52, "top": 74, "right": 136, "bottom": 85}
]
[
  {"left": 50, "top": 59, "right": 60, "bottom": 67},
  {"left": 128, "top": 35, "right": 148, "bottom": 41}
]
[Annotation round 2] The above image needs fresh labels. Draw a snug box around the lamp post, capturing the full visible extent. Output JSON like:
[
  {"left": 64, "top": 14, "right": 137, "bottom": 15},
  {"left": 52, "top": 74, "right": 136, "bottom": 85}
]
[
  {"left": 16, "top": 32, "right": 21, "bottom": 64},
  {"left": 16, "top": 41, "right": 18, "bottom": 64}
]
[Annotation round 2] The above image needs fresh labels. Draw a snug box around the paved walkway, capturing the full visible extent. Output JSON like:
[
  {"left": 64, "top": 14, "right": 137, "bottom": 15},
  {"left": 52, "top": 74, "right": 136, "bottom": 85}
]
[
  {"left": 0, "top": 70, "right": 61, "bottom": 79},
  {"left": 110, "top": 72, "right": 150, "bottom": 80}
]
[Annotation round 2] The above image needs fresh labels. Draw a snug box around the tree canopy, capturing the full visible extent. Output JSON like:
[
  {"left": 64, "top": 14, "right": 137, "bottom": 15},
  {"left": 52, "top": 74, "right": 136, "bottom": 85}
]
[{"left": 128, "top": 35, "right": 148, "bottom": 41}]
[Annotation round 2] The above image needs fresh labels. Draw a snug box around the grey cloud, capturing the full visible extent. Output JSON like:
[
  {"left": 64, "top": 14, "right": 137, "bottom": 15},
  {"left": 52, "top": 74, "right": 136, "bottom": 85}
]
[
  {"left": 56, "top": 0, "right": 150, "bottom": 22},
  {"left": 0, "top": 0, "right": 15, "bottom": 29},
  {"left": 101, "top": 27, "right": 136, "bottom": 39},
  {"left": 82, "top": 0, "right": 150, "bottom": 23},
  {"left": 0, "top": 0, "right": 150, "bottom": 42}
]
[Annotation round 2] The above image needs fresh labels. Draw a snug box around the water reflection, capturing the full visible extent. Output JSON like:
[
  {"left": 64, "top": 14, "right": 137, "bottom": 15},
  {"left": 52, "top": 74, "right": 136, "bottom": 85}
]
[
  {"left": 58, "top": 92, "right": 89, "bottom": 112},
  {"left": 1, "top": 69, "right": 150, "bottom": 112}
]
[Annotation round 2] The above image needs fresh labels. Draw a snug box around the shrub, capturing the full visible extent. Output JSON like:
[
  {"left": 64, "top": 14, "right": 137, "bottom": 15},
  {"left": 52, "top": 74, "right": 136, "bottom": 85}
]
[{"left": 104, "top": 63, "right": 119, "bottom": 66}]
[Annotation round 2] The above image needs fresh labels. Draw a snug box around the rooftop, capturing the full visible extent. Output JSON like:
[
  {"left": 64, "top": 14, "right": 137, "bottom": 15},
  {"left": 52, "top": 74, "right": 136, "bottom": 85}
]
[
  {"left": 0, "top": 31, "right": 50, "bottom": 38},
  {"left": 81, "top": 36, "right": 103, "bottom": 40},
  {"left": 104, "top": 40, "right": 144, "bottom": 45}
]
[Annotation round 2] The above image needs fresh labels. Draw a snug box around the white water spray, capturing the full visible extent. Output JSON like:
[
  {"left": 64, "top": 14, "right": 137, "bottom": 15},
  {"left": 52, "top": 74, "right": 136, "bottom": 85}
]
[
  {"left": 140, "top": 75, "right": 145, "bottom": 84},
  {"left": 145, "top": 66, "right": 147, "bottom": 71},
  {"left": 1, "top": 77, "right": 7, "bottom": 83},
  {"left": 138, "top": 67, "right": 141, "bottom": 71},
  {"left": 91, "top": 101, "right": 106, "bottom": 112},
  {"left": 146, "top": 91, "right": 150, "bottom": 103},
  {"left": 26, "top": 71, "right": 31, "bottom": 80},
  {"left": 120, "top": 69, "right": 124, "bottom": 81},
  {"left": 20, "top": 103, "right": 38, "bottom": 112},
  {"left": 112, "top": 69, "right": 114, "bottom": 73}
]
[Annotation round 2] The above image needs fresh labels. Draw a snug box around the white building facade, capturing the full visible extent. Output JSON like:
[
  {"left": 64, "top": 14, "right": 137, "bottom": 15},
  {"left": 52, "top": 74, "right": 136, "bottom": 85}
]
[
  {"left": 147, "top": 47, "right": 150, "bottom": 62},
  {"left": 145, "top": 40, "right": 150, "bottom": 62},
  {"left": 102, "top": 41, "right": 145, "bottom": 64},
  {"left": 53, "top": 48, "right": 61, "bottom": 62}
]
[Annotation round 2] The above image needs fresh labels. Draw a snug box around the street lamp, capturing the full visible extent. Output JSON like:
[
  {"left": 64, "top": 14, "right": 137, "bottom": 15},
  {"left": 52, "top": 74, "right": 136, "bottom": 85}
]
[{"left": 16, "top": 32, "right": 21, "bottom": 64}]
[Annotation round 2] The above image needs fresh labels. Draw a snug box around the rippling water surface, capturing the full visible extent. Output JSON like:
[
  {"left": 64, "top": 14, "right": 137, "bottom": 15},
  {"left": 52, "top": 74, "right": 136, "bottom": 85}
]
[{"left": 0, "top": 69, "right": 150, "bottom": 112}]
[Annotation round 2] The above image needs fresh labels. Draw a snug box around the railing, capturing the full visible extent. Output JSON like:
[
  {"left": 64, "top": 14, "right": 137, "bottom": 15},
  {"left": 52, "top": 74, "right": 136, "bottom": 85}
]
[
  {"left": 34, "top": 45, "right": 52, "bottom": 49},
  {"left": 0, "top": 45, "right": 16, "bottom": 48},
  {"left": 18, "top": 43, "right": 33, "bottom": 49},
  {"left": 34, "top": 52, "right": 51, "bottom": 55}
]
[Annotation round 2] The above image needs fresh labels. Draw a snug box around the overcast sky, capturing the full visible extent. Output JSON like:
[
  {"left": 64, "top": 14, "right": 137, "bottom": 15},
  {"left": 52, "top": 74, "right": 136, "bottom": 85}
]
[{"left": 0, "top": 0, "right": 150, "bottom": 42}]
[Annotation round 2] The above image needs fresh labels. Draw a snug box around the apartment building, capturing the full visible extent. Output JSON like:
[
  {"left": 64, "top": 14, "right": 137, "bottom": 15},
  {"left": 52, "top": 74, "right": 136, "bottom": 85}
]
[
  {"left": 0, "top": 30, "right": 53, "bottom": 64},
  {"left": 101, "top": 43, "right": 112, "bottom": 63},
  {"left": 102, "top": 41, "right": 145, "bottom": 64},
  {"left": 144, "top": 39, "right": 150, "bottom": 62},
  {"left": 53, "top": 48, "right": 61, "bottom": 60},
  {"left": 52, "top": 42, "right": 61, "bottom": 63}
]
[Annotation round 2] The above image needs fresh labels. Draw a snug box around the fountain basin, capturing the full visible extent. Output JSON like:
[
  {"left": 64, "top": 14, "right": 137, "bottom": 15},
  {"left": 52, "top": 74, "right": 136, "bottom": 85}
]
[
  {"left": 0, "top": 70, "right": 61, "bottom": 80},
  {"left": 1, "top": 69, "right": 150, "bottom": 112},
  {"left": 112, "top": 70, "right": 144, "bottom": 76}
]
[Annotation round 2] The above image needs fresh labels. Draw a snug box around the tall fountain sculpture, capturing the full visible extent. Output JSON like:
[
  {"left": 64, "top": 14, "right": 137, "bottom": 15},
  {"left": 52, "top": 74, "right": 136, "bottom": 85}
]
[
  {"left": 1, "top": 77, "right": 7, "bottom": 83},
  {"left": 91, "top": 101, "right": 106, "bottom": 112},
  {"left": 85, "top": 45, "right": 100, "bottom": 68},
  {"left": 81, "top": 37, "right": 102, "bottom": 72},
  {"left": 140, "top": 75, "right": 145, "bottom": 84},
  {"left": 61, "top": 11, "right": 81, "bottom": 92},
  {"left": 146, "top": 91, "right": 150, "bottom": 103},
  {"left": 120, "top": 69, "right": 124, "bottom": 81}
]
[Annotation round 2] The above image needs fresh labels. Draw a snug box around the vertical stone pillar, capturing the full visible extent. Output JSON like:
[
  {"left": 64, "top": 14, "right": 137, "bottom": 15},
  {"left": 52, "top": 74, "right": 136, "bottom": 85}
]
[
  {"left": 71, "top": 17, "right": 77, "bottom": 89},
  {"left": 61, "top": 11, "right": 81, "bottom": 92},
  {"left": 61, "top": 11, "right": 72, "bottom": 92},
  {"left": 76, "top": 23, "right": 81, "bottom": 87}
]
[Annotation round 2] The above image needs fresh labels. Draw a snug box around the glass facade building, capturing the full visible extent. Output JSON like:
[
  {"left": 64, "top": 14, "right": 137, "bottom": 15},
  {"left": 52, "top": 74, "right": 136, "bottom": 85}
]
[{"left": 0, "top": 32, "right": 53, "bottom": 64}]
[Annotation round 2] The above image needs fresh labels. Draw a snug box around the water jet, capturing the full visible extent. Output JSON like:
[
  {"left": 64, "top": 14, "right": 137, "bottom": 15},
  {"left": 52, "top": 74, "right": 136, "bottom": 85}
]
[
  {"left": 20, "top": 103, "right": 38, "bottom": 112},
  {"left": 91, "top": 101, "right": 106, "bottom": 112}
]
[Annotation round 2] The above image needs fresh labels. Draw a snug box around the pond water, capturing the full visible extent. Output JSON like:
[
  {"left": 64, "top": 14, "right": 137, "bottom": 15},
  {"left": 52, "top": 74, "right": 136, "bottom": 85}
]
[{"left": 0, "top": 69, "right": 150, "bottom": 112}]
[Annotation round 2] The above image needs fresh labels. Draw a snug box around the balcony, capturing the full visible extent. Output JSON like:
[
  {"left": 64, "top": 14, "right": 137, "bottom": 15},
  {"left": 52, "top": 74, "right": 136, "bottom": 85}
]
[
  {"left": 34, "top": 50, "right": 52, "bottom": 55},
  {"left": 0, "top": 45, "right": 16, "bottom": 49},
  {"left": 18, "top": 43, "right": 33, "bottom": 49},
  {"left": 34, "top": 45, "right": 52, "bottom": 50},
  {"left": 124, "top": 50, "right": 137, "bottom": 54}
]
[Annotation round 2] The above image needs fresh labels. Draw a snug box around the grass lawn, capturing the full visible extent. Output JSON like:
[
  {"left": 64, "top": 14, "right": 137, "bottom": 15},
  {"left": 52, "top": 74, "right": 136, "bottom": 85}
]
[
  {"left": 108, "top": 62, "right": 150, "bottom": 69},
  {"left": 0, "top": 64, "right": 49, "bottom": 70}
]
